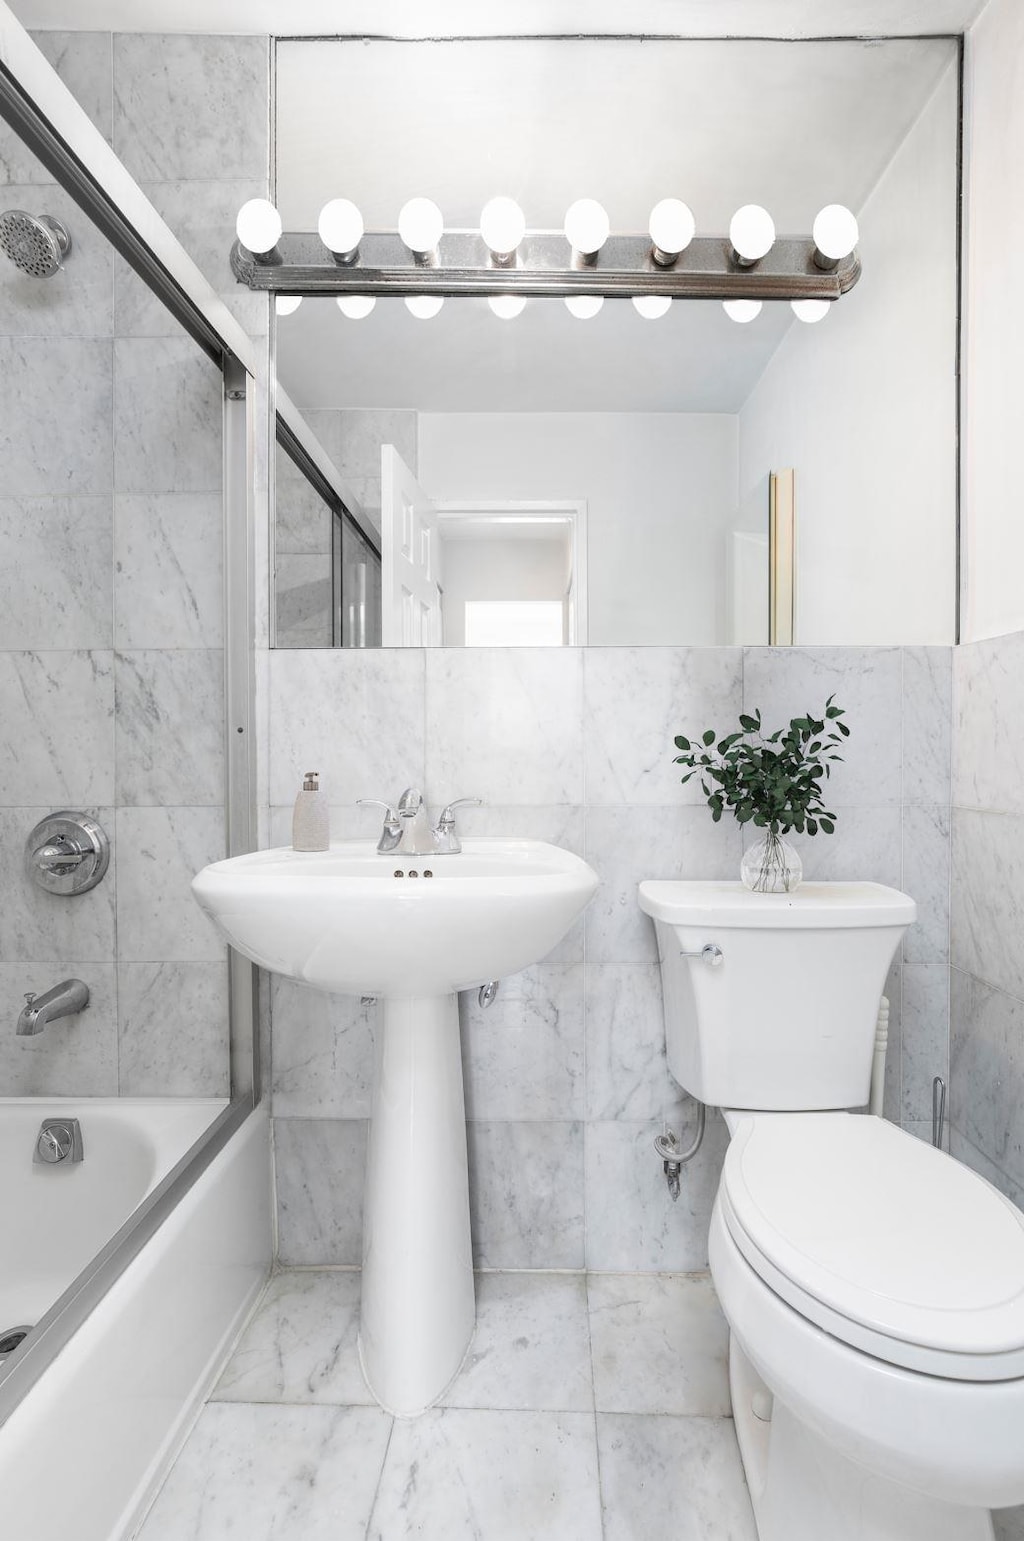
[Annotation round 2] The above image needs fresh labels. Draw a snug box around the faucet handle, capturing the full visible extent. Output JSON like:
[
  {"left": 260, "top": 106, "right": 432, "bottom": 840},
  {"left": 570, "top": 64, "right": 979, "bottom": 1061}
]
[
  {"left": 356, "top": 799, "right": 402, "bottom": 854},
  {"left": 437, "top": 797, "right": 482, "bottom": 827},
  {"left": 434, "top": 797, "right": 482, "bottom": 855}
]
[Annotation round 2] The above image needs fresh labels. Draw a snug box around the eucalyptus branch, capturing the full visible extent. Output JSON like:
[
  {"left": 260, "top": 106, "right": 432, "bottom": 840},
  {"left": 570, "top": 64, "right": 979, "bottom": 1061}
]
[{"left": 672, "top": 696, "right": 849, "bottom": 838}]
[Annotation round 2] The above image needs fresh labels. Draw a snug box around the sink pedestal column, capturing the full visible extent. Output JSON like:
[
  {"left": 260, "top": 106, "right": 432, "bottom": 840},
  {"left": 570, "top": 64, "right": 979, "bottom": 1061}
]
[{"left": 358, "top": 993, "right": 475, "bottom": 1416}]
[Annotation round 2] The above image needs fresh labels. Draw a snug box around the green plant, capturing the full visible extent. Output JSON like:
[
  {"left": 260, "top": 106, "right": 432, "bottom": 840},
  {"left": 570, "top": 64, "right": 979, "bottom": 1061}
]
[{"left": 672, "top": 696, "right": 850, "bottom": 837}]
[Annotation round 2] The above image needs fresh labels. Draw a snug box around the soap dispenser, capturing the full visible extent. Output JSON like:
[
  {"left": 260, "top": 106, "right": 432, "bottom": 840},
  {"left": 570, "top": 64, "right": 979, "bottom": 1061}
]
[{"left": 292, "top": 771, "right": 329, "bottom": 852}]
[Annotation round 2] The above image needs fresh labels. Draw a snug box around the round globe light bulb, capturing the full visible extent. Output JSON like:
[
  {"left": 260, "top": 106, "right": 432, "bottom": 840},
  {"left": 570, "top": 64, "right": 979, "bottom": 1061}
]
[
  {"left": 648, "top": 198, "right": 696, "bottom": 257},
  {"left": 723, "top": 299, "right": 763, "bottom": 323},
  {"left": 813, "top": 204, "right": 859, "bottom": 262},
  {"left": 336, "top": 295, "right": 376, "bottom": 320},
  {"left": 729, "top": 205, "right": 775, "bottom": 263},
  {"left": 317, "top": 198, "right": 364, "bottom": 256},
  {"left": 274, "top": 295, "right": 302, "bottom": 316},
  {"left": 398, "top": 198, "right": 444, "bottom": 255},
  {"left": 235, "top": 198, "right": 282, "bottom": 255},
  {"left": 405, "top": 295, "right": 444, "bottom": 319},
  {"left": 489, "top": 294, "right": 527, "bottom": 320},
  {"left": 564, "top": 198, "right": 610, "bottom": 256},
  {"left": 480, "top": 197, "right": 526, "bottom": 257},
  {"left": 632, "top": 295, "right": 672, "bottom": 319},
  {"left": 791, "top": 298, "right": 830, "bottom": 324},
  {"left": 565, "top": 295, "right": 604, "bottom": 320}
]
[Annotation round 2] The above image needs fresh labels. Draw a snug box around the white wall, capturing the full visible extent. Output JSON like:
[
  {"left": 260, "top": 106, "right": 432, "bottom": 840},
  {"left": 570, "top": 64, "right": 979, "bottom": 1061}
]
[
  {"left": 962, "top": 0, "right": 1024, "bottom": 641},
  {"left": 737, "top": 61, "right": 959, "bottom": 646},
  {"left": 418, "top": 413, "right": 738, "bottom": 645},
  {"left": 441, "top": 535, "right": 569, "bottom": 645}
]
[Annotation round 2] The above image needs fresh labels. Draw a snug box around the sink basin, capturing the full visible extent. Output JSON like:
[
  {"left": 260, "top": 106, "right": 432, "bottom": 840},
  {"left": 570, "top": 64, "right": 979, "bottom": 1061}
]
[
  {"left": 192, "top": 837, "right": 597, "bottom": 997},
  {"left": 191, "top": 834, "right": 598, "bottom": 1419}
]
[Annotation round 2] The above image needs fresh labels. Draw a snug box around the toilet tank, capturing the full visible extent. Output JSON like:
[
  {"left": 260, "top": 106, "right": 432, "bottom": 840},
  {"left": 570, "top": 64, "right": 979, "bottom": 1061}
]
[{"left": 637, "top": 881, "right": 915, "bottom": 1111}]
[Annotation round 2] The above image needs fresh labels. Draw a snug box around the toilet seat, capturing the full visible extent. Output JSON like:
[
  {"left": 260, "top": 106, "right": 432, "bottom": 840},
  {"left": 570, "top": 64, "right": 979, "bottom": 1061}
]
[{"left": 720, "top": 1112, "right": 1024, "bottom": 1381}]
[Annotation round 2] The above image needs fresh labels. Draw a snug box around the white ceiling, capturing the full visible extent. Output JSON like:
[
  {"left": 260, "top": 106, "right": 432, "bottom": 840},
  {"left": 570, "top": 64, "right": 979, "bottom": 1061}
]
[
  {"left": 277, "top": 295, "right": 796, "bottom": 413},
  {"left": 275, "top": 35, "right": 957, "bottom": 414},
  {"left": 11, "top": 0, "right": 987, "bottom": 37}
]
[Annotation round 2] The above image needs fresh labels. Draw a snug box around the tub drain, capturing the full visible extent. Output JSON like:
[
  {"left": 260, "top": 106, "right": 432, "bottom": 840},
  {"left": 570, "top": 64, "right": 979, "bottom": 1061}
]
[{"left": 0, "top": 1326, "right": 31, "bottom": 1358}]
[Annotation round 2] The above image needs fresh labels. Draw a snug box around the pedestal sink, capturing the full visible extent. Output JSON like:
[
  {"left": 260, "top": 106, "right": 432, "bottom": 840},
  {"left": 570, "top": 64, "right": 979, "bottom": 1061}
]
[{"left": 192, "top": 838, "right": 598, "bottom": 1415}]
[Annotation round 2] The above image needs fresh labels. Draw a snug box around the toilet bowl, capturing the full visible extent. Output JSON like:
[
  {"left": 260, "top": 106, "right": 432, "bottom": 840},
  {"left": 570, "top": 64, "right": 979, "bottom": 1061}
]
[{"left": 637, "top": 879, "right": 1024, "bottom": 1541}]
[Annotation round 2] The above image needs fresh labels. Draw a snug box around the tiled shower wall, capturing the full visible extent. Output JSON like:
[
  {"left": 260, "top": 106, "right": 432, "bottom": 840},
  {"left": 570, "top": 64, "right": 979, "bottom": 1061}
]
[
  {"left": 0, "top": 31, "right": 269, "bottom": 1094},
  {"left": 950, "top": 631, "right": 1024, "bottom": 1198},
  {"left": 265, "top": 643, "right": 952, "bottom": 1271},
  {"left": 275, "top": 408, "right": 416, "bottom": 648}
]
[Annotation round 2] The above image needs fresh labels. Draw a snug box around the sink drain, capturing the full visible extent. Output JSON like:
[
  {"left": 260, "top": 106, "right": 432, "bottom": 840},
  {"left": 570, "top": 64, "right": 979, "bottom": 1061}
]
[{"left": 0, "top": 1326, "right": 31, "bottom": 1358}]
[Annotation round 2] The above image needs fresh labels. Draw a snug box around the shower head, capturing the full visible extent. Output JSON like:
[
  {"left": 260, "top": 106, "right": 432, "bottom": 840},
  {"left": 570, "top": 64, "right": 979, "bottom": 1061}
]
[{"left": 0, "top": 210, "right": 71, "bottom": 277}]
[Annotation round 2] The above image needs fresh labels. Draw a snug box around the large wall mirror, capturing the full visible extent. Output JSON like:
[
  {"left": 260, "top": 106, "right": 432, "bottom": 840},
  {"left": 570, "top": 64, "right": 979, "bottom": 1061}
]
[{"left": 270, "top": 36, "right": 959, "bottom": 649}]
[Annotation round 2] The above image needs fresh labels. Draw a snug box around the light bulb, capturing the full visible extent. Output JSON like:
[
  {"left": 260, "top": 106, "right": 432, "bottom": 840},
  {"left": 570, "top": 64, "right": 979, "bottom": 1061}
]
[
  {"left": 632, "top": 295, "right": 672, "bottom": 319},
  {"left": 337, "top": 295, "right": 376, "bottom": 320},
  {"left": 729, "top": 205, "right": 775, "bottom": 263},
  {"left": 317, "top": 198, "right": 364, "bottom": 258},
  {"left": 565, "top": 295, "right": 604, "bottom": 319},
  {"left": 275, "top": 295, "right": 302, "bottom": 316},
  {"left": 813, "top": 204, "right": 859, "bottom": 262},
  {"left": 649, "top": 198, "right": 696, "bottom": 262},
  {"left": 723, "top": 299, "right": 763, "bottom": 323},
  {"left": 564, "top": 198, "right": 610, "bottom": 258},
  {"left": 488, "top": 294, "right": 527, "bottom": 319},
  {"left": 398, "top": 198, "right": 444, "bottom": 256},
  {"left": 791, "top": 298, "right": 830, "bottom": 324},
  {"left": 235, "top": 198, "right": 282, "bottom": 255},
  {"left": 405, "top": 295, "right": 444, "bottom": 319},
  {"left": 480, "top": 197, "right": 526, "bottom": 258}
]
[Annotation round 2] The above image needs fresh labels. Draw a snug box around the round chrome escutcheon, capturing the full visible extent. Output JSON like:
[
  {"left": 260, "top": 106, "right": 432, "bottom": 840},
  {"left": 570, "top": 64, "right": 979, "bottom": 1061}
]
[{"left": 25, "top": 811, "right": 110, "bottom": 896}]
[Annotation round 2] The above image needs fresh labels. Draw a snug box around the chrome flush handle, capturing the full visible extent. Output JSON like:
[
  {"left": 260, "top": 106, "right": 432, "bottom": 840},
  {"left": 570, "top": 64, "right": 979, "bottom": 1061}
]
[{"left": 679, "top": 944, "right": 724, "bottom": 967}]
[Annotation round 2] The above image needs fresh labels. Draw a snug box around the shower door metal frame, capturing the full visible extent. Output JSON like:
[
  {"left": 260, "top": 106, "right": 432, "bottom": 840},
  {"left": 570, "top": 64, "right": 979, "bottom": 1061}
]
[{"left": 0, "top": 53, "right": 263, "bottom": 1426}]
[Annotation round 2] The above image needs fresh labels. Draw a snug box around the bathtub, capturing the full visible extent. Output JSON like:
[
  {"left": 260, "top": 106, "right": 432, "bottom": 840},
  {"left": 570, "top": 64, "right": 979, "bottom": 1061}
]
[
  {"left": 0, "top": 1096, "right": 273, "bottom": 1541},
  {"left": 0, "top": 1098, "right": 226, "bottom": 1339}
]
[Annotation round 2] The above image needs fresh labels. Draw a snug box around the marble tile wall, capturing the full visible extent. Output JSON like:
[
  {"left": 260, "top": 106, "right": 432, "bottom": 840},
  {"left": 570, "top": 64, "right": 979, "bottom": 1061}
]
[
  {"left": 265, "top": 644, "right": 952, "bottom": 1269},
  {"left": 950, "top": 630, "right": 1024, "bottom": 1196},
  {"left": 0, "top": 31, "right": 270, "bottom": 1096},
  {"left": 274, "top": 409, "right": 416, "bottom": 649}
]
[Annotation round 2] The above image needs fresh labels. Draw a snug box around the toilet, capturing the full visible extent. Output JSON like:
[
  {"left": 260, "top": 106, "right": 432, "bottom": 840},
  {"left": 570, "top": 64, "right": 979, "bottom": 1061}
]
[{"left": 638, "top": 878, "right": 1024, "bottom": 1541}]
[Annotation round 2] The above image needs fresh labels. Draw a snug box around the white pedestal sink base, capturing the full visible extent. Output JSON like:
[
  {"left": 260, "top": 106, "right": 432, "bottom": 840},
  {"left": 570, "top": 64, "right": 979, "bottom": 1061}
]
[{"left": 358, "top": 994, "right": 476, "bottom": 1417}]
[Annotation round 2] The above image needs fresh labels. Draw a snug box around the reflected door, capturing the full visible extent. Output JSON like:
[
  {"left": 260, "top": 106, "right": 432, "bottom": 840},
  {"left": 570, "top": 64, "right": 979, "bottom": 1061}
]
[{"left": 381, "top": 444, "right": 443, "bottom": 645}]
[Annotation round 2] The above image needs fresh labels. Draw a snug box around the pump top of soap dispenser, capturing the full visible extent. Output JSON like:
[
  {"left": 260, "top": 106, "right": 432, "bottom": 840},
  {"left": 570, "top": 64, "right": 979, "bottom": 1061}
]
[{"left": 303, "top": 771, "right": 319, "bottom": 791}]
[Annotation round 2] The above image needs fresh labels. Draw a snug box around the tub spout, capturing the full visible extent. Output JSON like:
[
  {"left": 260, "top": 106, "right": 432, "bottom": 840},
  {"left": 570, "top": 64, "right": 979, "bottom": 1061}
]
[{"left": 17, "top": 978, "right": 90, "bottom": 1036}]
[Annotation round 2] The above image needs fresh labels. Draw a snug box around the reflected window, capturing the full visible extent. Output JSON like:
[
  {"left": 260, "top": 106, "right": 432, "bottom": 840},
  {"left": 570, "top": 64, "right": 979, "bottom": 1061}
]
[{"left": 463, "top": 600, "right": 566, "bottom": 646}]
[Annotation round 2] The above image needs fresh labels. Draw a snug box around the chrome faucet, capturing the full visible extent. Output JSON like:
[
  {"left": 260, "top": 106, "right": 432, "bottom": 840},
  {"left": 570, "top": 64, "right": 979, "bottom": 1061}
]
[
  {"left": 17, "top": 978, "right": 90, "bottom": 1037},
  {"left": 357, "top": 791, "right": 482, "bottom": 856}
]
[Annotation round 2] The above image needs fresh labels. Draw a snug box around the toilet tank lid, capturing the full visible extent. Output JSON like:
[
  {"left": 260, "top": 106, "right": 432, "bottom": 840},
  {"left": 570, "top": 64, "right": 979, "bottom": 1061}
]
[{"left": 637, "top": 879, "right": 916, "bottom": 928}]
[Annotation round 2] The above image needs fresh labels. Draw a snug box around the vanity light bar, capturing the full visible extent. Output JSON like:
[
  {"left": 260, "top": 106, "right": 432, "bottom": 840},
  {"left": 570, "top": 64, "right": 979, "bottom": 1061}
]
[{"left": 231, "top": 230, "right": 860, "bottom": 303}]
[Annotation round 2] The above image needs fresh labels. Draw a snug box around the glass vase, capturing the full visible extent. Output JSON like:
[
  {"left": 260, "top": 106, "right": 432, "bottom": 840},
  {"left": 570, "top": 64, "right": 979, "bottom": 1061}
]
[{"left": 741, "top": 830, "right": 803, "bottom": 894}]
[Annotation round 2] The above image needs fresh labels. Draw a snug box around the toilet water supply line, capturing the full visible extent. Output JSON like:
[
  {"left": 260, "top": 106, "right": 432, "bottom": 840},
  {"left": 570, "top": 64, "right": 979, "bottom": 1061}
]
[{"left": 654, "top": 996, "right": 893, "bottom": 1199}]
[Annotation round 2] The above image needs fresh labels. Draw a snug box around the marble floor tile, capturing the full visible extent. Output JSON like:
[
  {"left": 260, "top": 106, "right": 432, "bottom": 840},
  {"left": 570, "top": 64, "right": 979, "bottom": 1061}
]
[
  {"left": 367, "top": 1407, "right": 603, "bottom": 1541},
  {"left": 212, "top": 1269, "right": 374, "bottom": 1407},
  {"left": 135, "top": 1401, "right": 392, "bottom": 1541},
  {"left": 597, "top": 1412, "right": 756, "bottom": 1540},
  {"left": 442, "top": 1272, "right": 593, "bottom": 1412},
  {"left": 588, "top": 1272, "right": 731, "bottom": 1416}
]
